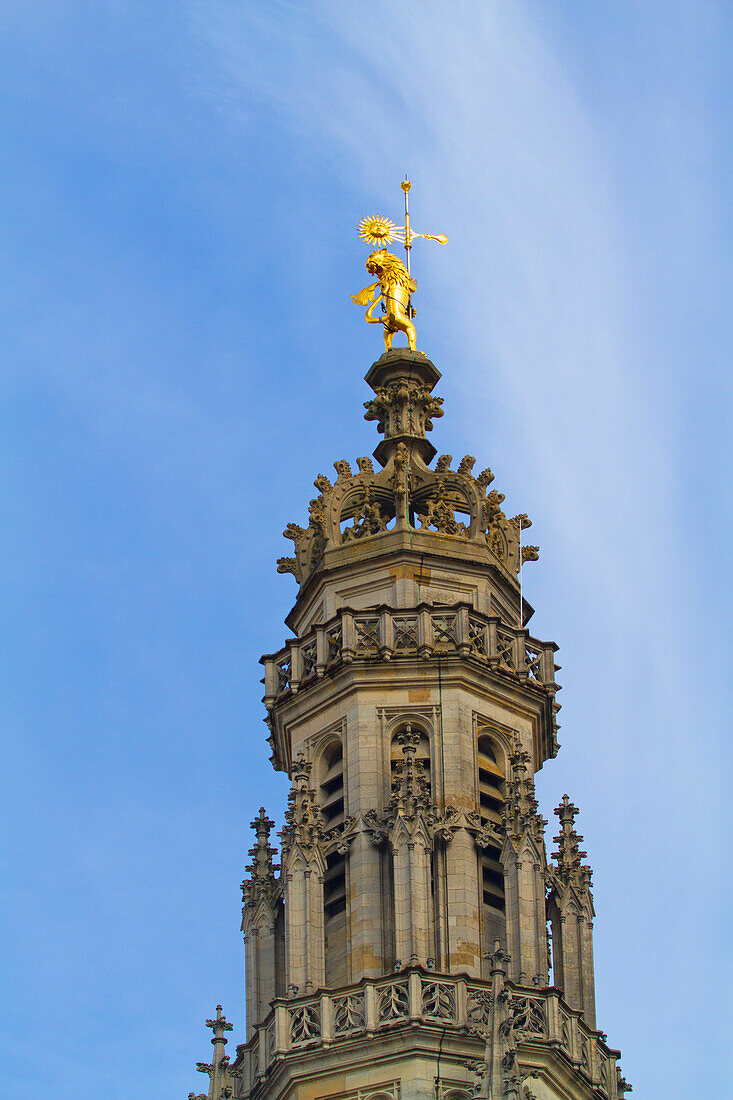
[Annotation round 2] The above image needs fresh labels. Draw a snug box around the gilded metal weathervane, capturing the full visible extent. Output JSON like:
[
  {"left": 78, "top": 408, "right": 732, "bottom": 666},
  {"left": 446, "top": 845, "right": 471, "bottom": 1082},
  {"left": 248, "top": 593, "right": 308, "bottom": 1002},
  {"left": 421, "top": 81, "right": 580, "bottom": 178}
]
[{"left": 352, "top": 180, "right": 447, "bottom": 353}]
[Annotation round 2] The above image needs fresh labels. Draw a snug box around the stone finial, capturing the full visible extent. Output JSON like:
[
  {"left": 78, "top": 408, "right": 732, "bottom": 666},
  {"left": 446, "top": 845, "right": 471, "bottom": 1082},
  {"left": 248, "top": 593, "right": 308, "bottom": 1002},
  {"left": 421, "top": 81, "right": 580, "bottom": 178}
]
[
  {"left": 194, "top": 1006, "right": 233, "bottom": 1100},
  {"left": 486, "top": 939, "right": 511, "bottom": 975},
  {"left": 333, "top": 459, "right": 353, "bottom": 482},
  {"left": 276, "top": 556, "right": 298, "bottom": 578},
  {"left": 500, "top": 748, "right": 547, "bottom": 845},
  {"left": 251, "top": 806, "right": 275, "bottom": 837},
  {"left": 280, "top": 752, "right": 324, "bottom": 855},
  {"left": 206, "top": 1005, "right": 233, "bottom": 1045},
  {"left": 395, "top": 723, "right": 420, "bottom": 754},
  {"left": 291, "top": 751, "right": 312, "bottom": 783},
  {"left": 552, "top": 794, "right": 591, "bottom": 890},
  {"left": 314, "top": 473, "right": 333, "bottom": 494},
  {"left": 389, "top": 724, "right": 432, "bottom": 820},
  {"left": 241, "top": 808, "right": 279, "bottom": 910}
]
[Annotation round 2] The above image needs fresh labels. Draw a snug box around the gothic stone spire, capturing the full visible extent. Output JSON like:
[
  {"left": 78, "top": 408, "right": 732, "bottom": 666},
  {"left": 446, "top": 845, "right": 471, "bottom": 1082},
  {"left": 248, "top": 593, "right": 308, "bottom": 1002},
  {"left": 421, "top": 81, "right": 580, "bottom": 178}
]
[
  {"left": 279, "top": 753, "right": 325, "bottom": 857},
  {"left": 552, "top": 794, "right": 592, "bottom": 892},
  {"left": 241, "top": 808, "right": 279, "bottom": 909},
  {"left": 500, "top": 747, "right": 547, "bottom": 847},
  {"left": 194, "top": 1005, "right": 233, "bottom": 1100},
  {"left": 546, "top": 794, "right": 597, "bottom": 1026},
  {"left": 389, "top": 724, "right": 432, "bottom": 821}
]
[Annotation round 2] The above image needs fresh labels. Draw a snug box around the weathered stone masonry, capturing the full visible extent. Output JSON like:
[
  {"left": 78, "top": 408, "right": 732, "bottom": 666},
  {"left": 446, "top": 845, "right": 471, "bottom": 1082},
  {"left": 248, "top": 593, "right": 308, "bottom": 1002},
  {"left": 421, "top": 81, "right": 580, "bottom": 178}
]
[{"left": 190, "top": 348, "right": 630, "bottom": 1100}]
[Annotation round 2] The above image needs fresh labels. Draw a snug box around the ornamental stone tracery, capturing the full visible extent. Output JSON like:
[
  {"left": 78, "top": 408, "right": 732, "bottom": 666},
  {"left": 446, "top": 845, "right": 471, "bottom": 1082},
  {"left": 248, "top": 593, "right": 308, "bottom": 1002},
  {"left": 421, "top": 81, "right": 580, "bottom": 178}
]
[{"left": 276, "top": 352, "right": 537, "bottom": 590}]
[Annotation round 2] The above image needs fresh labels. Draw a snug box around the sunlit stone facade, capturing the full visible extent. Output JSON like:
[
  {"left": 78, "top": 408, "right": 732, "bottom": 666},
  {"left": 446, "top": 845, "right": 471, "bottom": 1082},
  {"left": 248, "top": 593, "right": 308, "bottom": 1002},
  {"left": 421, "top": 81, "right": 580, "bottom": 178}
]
[{"left": 190, "top": 349, "right": 629, "bottom": 1100}]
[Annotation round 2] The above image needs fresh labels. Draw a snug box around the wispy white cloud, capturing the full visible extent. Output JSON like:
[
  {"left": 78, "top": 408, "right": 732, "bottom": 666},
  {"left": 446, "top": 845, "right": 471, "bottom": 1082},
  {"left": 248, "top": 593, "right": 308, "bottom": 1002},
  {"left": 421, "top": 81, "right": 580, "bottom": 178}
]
[
  {"left": 191, "top": 2, "right": 729, "bottom": 1089},
  {"left": 4, "top": 3, "right": 726, "bottom": 1094},
  {"left": 193, "top": 0, "right": 692, "bottom": 698}
]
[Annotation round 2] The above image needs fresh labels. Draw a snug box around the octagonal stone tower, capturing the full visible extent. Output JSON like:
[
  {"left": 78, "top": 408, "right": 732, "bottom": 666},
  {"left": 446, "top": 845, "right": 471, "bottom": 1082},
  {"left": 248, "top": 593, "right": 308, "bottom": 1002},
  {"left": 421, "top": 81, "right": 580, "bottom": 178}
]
[{"left": 190, "top": 348, "right": 630, "bottom": 1100}]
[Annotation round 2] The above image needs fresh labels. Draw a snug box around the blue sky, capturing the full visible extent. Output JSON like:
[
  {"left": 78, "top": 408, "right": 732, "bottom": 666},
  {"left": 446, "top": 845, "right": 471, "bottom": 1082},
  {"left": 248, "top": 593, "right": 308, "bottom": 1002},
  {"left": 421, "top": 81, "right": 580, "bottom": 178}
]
[{"left": 2, "top": 2, "right": 731, "bottom": 1097}]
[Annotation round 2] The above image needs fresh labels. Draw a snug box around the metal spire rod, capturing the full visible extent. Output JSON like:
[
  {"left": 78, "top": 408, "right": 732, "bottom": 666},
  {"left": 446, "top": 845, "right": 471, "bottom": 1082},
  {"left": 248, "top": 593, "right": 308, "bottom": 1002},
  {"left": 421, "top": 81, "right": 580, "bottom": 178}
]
[{"left": 401, "top": 177, "right": 412, "bottom": 275}]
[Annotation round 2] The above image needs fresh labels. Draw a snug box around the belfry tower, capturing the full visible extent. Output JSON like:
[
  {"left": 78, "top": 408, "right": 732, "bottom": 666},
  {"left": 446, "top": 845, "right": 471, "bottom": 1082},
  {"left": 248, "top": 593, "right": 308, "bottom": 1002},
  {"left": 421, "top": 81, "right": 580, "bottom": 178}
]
[{"left": 190, "top": 192, "right": 630, "bottom": 1100}]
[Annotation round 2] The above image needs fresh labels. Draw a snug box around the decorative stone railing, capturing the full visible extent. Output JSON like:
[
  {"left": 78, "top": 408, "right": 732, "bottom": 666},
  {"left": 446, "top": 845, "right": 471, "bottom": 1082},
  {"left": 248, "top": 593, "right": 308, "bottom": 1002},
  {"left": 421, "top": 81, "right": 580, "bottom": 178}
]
[
  {"left": 235, "top": 969, "right": 618, "bottom": 1099},
  {"left": 261, "top": 603, "right": 558, "bottom": 708}
]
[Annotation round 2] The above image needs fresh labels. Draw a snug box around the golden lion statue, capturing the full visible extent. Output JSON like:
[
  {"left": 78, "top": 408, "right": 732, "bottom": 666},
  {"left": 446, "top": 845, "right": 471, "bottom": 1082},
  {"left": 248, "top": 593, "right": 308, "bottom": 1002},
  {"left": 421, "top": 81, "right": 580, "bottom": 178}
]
[{"left": 352, "top": 250, "right": 418, "bottom": 352}]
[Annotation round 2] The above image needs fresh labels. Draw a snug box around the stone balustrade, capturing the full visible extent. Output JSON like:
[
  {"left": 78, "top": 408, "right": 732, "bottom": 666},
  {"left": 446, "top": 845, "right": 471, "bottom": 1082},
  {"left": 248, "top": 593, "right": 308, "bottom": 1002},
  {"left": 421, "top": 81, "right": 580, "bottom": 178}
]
[
  {"left": 261, "top": 603, "right": 558, "bottom": 708},
  {"left": 236, "top": 969, "right": 618, "bottom": 1099}
]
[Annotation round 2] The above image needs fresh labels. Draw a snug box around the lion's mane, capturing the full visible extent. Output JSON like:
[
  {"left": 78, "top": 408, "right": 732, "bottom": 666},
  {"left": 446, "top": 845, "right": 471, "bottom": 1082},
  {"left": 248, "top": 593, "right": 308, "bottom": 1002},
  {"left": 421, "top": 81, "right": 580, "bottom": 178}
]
[{"left": 365, "top": 250, "right": 414, "bottom": 292}]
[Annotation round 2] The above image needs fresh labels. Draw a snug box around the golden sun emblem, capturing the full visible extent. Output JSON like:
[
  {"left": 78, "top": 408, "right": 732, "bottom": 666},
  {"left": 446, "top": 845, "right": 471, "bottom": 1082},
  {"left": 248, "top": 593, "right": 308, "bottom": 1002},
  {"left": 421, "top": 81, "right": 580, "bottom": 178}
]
[{"left": 358, "top": 214, "right": 404, "bottom": 249}]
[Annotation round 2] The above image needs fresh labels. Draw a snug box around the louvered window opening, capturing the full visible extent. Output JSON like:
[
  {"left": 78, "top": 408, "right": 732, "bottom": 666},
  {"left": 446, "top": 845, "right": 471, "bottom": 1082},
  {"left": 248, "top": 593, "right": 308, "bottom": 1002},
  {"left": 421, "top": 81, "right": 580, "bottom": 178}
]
[
  {"left": 321, "top": 742, "right": 345, "bottom": 829},
  {"left": 321, "top": 742, "right": 348, "bottom": 986},
  {"left": 477, "top": 735, "right": 505, "bottom": 915}
]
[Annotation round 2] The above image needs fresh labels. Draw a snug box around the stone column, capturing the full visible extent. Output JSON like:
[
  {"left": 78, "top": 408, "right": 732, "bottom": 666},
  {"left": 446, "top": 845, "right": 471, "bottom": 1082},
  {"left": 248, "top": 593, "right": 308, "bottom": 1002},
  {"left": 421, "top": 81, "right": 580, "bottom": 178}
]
[
  {"left": 306, "top": 862, "right": 326, "bottom": 992},
  {"left": 412, "top": 829, "right": 433, "bottom": 965},
  {"left": 347, "top": 701, "right": 387, "bottom": 981},
  {"left": 443, "top": 826, "right": 482, "bottom": 976},
  {"left": 554, "top": 902, "right": 582, "bottom": 1008},
  {"left": 282, "top": 847, "right": 326, "bottom": 994},
  {"left": 580, "top": 903, "right": 597, "bottom": 1028},
  {"left": 242, "top": 926, "right": 259, "bottom": 1037},
  {"left": 500, "top": 750, "right": 549, "bottom": 985},
  {"left": 256, "top": 917, "right": 277, "bottom": 1020},
  {"left": 390, "top": 819, "right": 415, "bottom": 966},
  {"left": 348, "top": 828, "right": 384, "bottom": 978},
  {"left": 283, "top": 853, "right": 307, "bottom": 993},
  {"left": 388, "top": 817, "right": 433, "bottom": 967},
  {"left": 502, "top": 835, "right": 548, "bottom": 984},
  {"left": 279, "top": 754, "right": 326, "bottom": 994}
]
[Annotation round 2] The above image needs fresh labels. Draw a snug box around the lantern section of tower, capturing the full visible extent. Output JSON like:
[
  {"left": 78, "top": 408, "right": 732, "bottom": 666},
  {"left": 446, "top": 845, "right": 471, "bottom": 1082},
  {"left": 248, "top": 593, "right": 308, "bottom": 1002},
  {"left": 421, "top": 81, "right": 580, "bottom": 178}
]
[{"left": 190, "top": 344, "right": 630, "bottom": 1100}]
